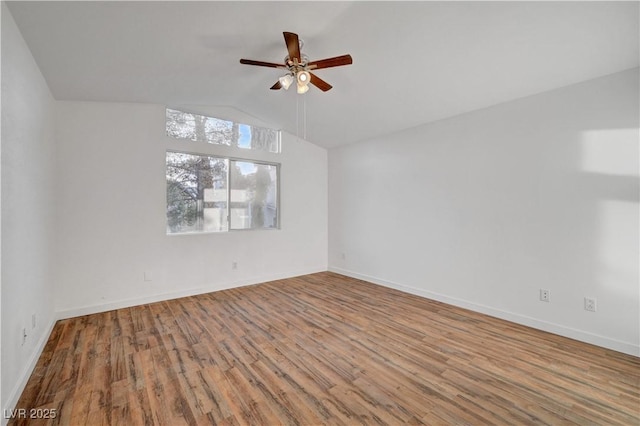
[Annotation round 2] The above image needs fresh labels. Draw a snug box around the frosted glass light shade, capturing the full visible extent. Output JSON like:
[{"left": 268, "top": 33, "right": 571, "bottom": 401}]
[
  {"left": 279, "top": 74, "right": 294, "bottom": 90},
  {"left": 297, "top": 71, "right": 310, "bottom": 85}
]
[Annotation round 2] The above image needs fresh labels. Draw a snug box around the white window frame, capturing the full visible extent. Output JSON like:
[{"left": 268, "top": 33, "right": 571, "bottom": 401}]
[
  {"left": 166, "top": 150, "right": 280, "bottom": 235},
  {"left": 166, "top": 108, "right": 281, "bottom": 153}
]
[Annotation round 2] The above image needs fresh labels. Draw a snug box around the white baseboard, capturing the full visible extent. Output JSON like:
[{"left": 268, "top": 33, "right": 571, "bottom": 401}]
[
  {"left": 329, "top": 266, "right": 639, "bottom": 357},
  {"left": 2, "top": 317, "right": 57, "bottom": 426},
  {"left": 55, "top": 266, "right": 327, "bottom": 320}
]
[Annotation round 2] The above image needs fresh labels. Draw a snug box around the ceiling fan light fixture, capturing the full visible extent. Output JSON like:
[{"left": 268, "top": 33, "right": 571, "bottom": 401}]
[
  {"left": 297, "top": 70, "right": 310, "bottom": 85},
  {"left": 279, "top": 74, "right": 294, "bottom": 90},
  {"left": 296, "top": 70, "right": 311, "bottom": 94},
  {"left": 296, "top": 83, "right": 309, "bottom": 94}
]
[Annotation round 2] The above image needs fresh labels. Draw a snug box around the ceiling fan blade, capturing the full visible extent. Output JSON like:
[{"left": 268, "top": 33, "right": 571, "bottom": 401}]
[
  {"left": 309, "top": 73, "right": 332, "bottom": 92},
  {"left": 240, "top": 59, "right": 285, "bottom": 68},
  {"left": 270, "top": 81, "right": 283, "bottom": 90},
  {"left": 308, "top": 54, "right": 353, "bottom": 70},
  {"left": 283, "top": 32, "right": 301, "bottom": 62}
]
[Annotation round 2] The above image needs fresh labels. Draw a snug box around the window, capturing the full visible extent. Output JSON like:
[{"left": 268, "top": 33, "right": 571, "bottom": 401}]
[
  {"left": 166, "top": 152, "right": 279, "bottom": 234},
  {"left": 230, "top": 161, "right": 279, "bottom": 230},
  {"left": 166, "top": 108, "right": 281, "bottom": 153}
]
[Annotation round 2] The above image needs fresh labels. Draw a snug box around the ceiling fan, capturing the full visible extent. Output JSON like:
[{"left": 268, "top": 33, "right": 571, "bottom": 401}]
[{"left": 240, "top": 32, "right": 353, "bottom": 94}]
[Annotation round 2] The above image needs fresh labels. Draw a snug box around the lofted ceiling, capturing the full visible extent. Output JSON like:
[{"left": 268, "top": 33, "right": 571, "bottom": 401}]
[{"left": 6, "top": 1, "right": 639, "bottom": 148}]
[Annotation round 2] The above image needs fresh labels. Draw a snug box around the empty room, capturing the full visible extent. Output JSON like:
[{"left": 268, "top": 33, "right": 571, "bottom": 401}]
[{"left": 1, "top": 1, "right": 639, "bottom": 425}]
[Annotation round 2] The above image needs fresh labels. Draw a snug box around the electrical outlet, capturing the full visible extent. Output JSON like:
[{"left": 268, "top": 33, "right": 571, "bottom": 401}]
[
  {"left": 341, "top": 253, "right": 346, "bottom": 260},
  {"left": 584, "top": 297, "right": 597, "bottom": 312},
  {"left": 539, "top": 289, "right": 550, "bottom": 302},
  {"left": 232, "top": 261, "right": 238, "bottom": 270},
  {"left": 144, "top": 271, "right": 153, "bottom": 282}
]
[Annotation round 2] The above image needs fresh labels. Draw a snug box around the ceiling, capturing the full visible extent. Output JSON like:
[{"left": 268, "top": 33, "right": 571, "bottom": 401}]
[{"left": 6, "top": 1, "right": 639, "bottom": 149}]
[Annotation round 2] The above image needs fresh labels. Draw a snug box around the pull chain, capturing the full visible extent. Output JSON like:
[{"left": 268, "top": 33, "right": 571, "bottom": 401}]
[
  {"left": 296, "top": 95, "right": 299, "bottom": 142},
  {"left": 295, "top": 94, "right": 307, "bottom": 141}
]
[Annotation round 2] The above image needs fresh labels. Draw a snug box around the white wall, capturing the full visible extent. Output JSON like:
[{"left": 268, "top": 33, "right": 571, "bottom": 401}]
[
  {"left": 0, "top": 3, "right": 327, "bottom": 412},
  {"left": 329, "top": 68, "right": 639, "bottom": 356},
  {"left": 1, "top": 2, "right": 57, "bottom": 414},
  {"left": 54, "top": 101, "right": 327, "bottom": 317}
]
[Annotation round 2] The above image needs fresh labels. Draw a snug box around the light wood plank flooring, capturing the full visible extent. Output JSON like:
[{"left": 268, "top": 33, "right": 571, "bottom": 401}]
[{"left": 10, "top": 272, "right": 640, "bottom": 425}]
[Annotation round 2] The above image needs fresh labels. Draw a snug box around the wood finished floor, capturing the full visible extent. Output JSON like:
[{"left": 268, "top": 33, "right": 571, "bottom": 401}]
[{"left": 11, "top": 272, "right": 640, "bottom": 425}]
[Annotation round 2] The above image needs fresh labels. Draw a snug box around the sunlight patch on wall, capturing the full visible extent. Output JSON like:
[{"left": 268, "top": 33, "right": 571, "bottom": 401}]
[
  {"left": 581, "top": 128, "right": 638, "bottom": 177},
  {"left": 595, "top": 200, "right": 639, "bottom": 297}
]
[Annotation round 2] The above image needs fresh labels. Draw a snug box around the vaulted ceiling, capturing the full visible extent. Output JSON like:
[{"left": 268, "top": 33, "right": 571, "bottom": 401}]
[{"left": 6, "top": 1, "right": 639, "bottom": 148}]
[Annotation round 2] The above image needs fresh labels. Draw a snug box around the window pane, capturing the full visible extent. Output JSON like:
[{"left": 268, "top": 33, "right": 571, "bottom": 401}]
[
  {"left": 230, "top": 161, "right": 278, "bottom": 230},
  {"left": 166, "top": 152, "right": 228, "bottom": 233},
  {"left": 166, "top": 108, "right": 281, "bottom": 153}
]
